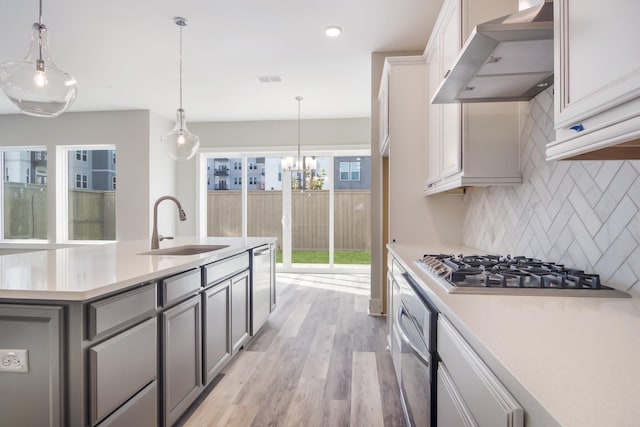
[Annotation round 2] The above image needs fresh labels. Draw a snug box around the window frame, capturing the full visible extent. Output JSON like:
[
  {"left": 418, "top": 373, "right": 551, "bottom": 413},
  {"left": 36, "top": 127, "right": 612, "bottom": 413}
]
[{"left": 57, "top": 145, "right": 117, "bottom": 243}]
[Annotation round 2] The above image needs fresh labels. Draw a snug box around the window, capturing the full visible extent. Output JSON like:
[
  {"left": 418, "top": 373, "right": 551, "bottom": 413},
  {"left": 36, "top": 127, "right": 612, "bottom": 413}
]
[
  {"left": 339, "top": 161, "right": 361, "bottom": 181},
  {"left": 350, "top": 161, "right": 361, "bottom": 181},
  {"left": 67, "top": 148, "right": 116, "bottom": 241},
  {"left": 234, "top": 177, "right": 242, "bottom": 185},
  {"left": 339, "top": 162, "right": 349, "bottom": 181},
  {"left": 249, "top": 161, "right": 257, "bottom": 170},
  {"left": 76, "top": 150, "right": 81, "bottom": 160},
  {"left": 234, "top": 161, "right": 242, "bottom": 170},
  {"left": 0, "top": 149, "right": 48, "bottom": 240},
  {"left": 249, "top": 177, "right": 257, "bottom": 185}
]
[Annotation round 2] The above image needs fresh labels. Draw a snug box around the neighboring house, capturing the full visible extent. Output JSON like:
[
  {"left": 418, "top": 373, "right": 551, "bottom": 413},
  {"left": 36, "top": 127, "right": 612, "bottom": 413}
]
[
  {"left": 207, "top": 157, "right": 266, "bottom": 191},
  {"left": 207, "top": 155, "right": 370, "bottom": 191},
  {"left": 334, "top": 156, "right": 370, "bottom": 190},
  {"left": 3, "top": 150, "right": 47, "bottom": 185},
  {"left": 68, "top": 149, "right": 116, "bottom": 190}
]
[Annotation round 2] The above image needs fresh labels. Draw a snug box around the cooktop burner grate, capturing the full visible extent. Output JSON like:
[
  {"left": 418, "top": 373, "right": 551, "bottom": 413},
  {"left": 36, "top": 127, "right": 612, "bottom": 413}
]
[{"left": 415, "top": 253, "right": 629, "bottom": 297}]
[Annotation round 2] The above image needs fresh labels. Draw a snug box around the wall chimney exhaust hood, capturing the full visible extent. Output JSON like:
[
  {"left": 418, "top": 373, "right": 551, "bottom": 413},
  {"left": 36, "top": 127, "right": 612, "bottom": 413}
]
[{"left": 431, "top": 0, "right": 553, "bottom": 104}]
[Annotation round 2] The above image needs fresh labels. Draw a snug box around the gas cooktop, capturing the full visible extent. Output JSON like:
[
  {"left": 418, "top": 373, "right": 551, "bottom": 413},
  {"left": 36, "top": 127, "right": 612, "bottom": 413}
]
[{"left": 415, "top": 254, "right": 630, "bottom": 297}]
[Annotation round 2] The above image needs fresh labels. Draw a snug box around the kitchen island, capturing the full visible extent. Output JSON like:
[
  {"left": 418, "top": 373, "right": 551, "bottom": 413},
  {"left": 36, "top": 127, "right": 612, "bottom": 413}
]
[
  {"left": 0, "top": 237, "right": 276, "bottom": 427},
  {"left": 389, "top": 244, "right": 640, "bottom": 427}
]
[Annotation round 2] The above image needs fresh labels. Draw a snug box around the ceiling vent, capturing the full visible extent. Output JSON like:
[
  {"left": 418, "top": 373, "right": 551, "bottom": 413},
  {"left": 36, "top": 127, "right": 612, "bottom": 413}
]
[{"left": 257, "top": 75, "right": 282, "bottom": 83}]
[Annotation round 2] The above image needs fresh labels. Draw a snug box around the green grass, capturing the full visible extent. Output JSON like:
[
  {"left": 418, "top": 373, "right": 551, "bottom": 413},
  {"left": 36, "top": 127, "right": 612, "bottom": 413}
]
[{"left": 275, "top": 250, "right": 370, "bottom": 265}]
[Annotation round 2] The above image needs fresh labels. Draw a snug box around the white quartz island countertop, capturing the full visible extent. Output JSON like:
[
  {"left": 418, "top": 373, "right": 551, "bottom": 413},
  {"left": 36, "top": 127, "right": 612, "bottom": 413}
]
[
  {"left": 389, "top": 244, "right": 640, "bottom": 427},
  {"left": 0, "top": 237, "right": 275, "bottom": 301}
]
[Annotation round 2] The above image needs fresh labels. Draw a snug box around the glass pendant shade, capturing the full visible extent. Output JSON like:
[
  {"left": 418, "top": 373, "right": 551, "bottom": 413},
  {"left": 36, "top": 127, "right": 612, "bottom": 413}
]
[
  {"left": 162, "top": 109, "right": 200, "bottom": 161},
  {"left": 0, "top": 23, "right": 77, "bottom": 117},
  {"left": 162, "top": 17, "right": 199, "bottom": 161}
]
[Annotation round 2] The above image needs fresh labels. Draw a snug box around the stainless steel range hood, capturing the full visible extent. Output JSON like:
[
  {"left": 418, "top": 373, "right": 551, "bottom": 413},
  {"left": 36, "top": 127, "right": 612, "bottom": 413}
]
[{"left": 431, "top": 0, "right": 554, "bottom": 104}]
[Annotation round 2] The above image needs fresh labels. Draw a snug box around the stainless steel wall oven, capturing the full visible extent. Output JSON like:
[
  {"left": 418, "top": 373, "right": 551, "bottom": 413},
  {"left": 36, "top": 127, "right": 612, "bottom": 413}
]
[{"left": 390, "top": 258, "right": 438, "bottom": 426}]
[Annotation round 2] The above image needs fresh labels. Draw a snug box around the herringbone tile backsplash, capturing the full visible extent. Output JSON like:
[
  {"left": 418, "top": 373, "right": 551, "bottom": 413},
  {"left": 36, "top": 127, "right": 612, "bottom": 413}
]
[{"left": 463, "top": 88, "right": 640, "bottom": 296}]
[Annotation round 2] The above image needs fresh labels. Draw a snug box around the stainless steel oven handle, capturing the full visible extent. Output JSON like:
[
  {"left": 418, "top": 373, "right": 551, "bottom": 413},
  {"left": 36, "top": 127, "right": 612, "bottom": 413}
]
[{"left": 396, "top": 305, "right": 430, "bottom": 367}]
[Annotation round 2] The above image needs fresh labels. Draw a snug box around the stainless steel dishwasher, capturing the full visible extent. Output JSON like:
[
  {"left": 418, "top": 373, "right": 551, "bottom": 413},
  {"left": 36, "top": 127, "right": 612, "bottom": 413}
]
[{"left": 250, "top": 244, "right": 273, "bottom": 335}]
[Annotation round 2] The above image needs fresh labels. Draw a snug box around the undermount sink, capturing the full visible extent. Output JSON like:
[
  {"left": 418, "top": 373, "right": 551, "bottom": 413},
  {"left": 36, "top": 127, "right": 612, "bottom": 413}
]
[{"left": 139, "top": 244, "right": 230, "bottom": 256}]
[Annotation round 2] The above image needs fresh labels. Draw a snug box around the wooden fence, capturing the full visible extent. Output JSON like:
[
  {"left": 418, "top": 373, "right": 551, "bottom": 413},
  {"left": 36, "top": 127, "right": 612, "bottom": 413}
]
[
  {"left": 3, "top": 183, "right": 115, "bottom": 240},
  {"left": 207, "top": 190, "right": 371, "bottom": 250}
]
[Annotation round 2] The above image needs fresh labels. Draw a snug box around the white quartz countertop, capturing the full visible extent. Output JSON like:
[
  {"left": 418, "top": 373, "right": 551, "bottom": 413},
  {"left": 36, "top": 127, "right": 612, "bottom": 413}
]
[
  {"left": 389, "top": 244, "right": 640, "bottom": 427},
  {"left": 0, "top": 237, "right": 275, "bottom": 301}
]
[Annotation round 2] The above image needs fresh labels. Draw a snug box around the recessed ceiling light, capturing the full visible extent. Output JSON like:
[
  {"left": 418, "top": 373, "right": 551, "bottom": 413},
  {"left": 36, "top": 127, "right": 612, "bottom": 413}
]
[{"left": 325, "top": 26, "right": 342, "bottom": 37}]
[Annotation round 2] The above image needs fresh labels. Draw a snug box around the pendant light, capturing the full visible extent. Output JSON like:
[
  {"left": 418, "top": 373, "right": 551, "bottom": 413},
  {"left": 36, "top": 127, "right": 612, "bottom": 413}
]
[
  {"left": 0, "top": 0, "right": 78, "bottom": 117},
  {"left": 281, "top": 96, "right": 317, "bottom": 172},
  {"left": 161, "top": 17, "right": 200, "bottom": 161}
]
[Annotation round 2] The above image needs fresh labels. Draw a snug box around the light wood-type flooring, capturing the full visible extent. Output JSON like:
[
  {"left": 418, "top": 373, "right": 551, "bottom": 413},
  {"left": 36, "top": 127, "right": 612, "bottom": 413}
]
[{"left": 179, "top": 273, "right": 404, "bottom": 427}]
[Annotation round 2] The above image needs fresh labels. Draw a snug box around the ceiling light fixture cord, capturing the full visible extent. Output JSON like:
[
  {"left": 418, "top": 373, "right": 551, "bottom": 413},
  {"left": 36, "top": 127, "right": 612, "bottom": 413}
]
[
  {"left": 37, "top": 0, "right": 44, "bottom": 69},
  {"left": 179, "top": 19, "right": 183, "bottom": 111},
  {"left": 297, "top": 96, "right": 302, "bottom": 167}
]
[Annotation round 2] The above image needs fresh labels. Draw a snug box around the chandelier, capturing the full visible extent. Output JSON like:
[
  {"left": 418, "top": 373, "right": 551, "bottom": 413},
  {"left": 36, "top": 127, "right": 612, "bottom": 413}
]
[{"left": 281, "top": 96, "right": 317, "bottom": 173}]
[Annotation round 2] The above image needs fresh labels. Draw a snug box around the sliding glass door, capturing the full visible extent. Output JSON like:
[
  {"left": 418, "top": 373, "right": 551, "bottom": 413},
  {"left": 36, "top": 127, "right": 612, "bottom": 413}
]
[{"left": 203, "top": 150, "right": 370, "bottom": 272}]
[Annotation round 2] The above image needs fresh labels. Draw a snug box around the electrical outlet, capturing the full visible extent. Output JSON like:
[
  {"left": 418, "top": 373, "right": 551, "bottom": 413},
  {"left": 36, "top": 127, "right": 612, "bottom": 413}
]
[{"left": 0, "top": 349, "right": 29, "bottom": 373}]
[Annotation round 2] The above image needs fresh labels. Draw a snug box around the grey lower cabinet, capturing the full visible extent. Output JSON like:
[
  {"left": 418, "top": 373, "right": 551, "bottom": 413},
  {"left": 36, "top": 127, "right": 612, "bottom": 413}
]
[
  {"left": 0, "top": 304, "right": 64, "bottom": 427},
  {"left": 0, "top": 246, "right": 274, "bottom": 427},
  {"left": 89, "top": 318, "right": 157, "bottom": 425},
  {"left": 86, "top": 282, "right": 158, "bottom": 427},
  {"left": 203, "top": 280, "right": 231, "bottom": 385},
  {"left": 161, "top": 294, "right": 202, "bottom": 427},
  {"left": 231, "top": 271, "right": 250, "bottom": 354}
]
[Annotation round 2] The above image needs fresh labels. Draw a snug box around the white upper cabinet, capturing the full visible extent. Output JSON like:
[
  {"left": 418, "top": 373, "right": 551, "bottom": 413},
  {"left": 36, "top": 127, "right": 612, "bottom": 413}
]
[
  {"left": 425, "top": 0, "right": 522, "bottom": 195},
  {"left": 547, "top": 0, "right": 640, "bottom": 160}
]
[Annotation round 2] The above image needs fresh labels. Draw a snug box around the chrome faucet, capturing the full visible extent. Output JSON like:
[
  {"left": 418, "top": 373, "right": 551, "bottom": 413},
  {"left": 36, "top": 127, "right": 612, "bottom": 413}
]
[{"left": 151, "top": 196, "right": 187, "bottom": 250}]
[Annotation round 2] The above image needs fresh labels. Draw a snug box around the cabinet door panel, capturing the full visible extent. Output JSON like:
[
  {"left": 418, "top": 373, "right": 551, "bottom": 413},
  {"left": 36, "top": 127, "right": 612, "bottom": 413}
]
[
  {"left": 231, "top": 271, "right": 250, "bottom": 353},
  {"left": 427, "top": 48, "right": 442, "bottom": 186},
  {"left": 162, "top": 295, "right": 202, "bottom": 426},
  {"left": 556, "top": 0, "right": 640, "bottom": 127},
  {"left": 203, "top": 282, "right": 231, "bottom": 385},
  {"left": 437, "top": 363, "right": 477, "bottom": 427},
  {"left": 441, "top": 104, "right": 462, "bottom": 177},
  {"left": 565, "top": 0, "right": 640, "bottom": 106},
  {"left": 90, "top": 318, "right": 157, "bottom": 425},
  {"left": 438, "top": 316, "right": 523, "bottom": 427},
  {"left": 0, "top": 305, "right": 63, "bottom": 427},
  {"left": 441, "top": 0, "right": 461, "bottom": 80}
]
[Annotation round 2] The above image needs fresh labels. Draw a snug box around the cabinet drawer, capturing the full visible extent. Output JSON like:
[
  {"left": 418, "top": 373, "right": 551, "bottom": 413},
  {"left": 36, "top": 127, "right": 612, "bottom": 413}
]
[
  {"left": 203, "top": 252, "right": 249, "bottom": 286},
  {"left": 160, "top": 268, "right": 201, "bottom": 306},
  {"left": 438, "top": 316, "right": 523, "bottom": 427},
  {"left": 95, "top": 380, "right": 157, "bottom": 427},
  {"left": 88, "top": 283, "right": 156, "bottom": 340},
  {"left": 90, "top": 318, "right": 157, "bottom": 425}
]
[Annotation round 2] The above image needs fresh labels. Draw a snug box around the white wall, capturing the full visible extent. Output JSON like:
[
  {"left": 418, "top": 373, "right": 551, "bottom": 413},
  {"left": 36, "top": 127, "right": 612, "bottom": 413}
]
[
  {"left": 175, "top": 118, "right": 371, "bottom": 236},
  {"left": 148, "top": 112, "right": 177, "bottom": 239},
  {"left": 0, "top": 110, "right": 152, "bottom": 242}
]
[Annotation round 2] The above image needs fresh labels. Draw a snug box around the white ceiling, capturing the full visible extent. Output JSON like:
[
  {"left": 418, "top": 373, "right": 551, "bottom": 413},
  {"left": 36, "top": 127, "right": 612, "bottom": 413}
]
[{"left": 0, "top": 0, "right": 442, "bottom": 122}]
